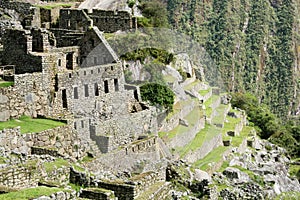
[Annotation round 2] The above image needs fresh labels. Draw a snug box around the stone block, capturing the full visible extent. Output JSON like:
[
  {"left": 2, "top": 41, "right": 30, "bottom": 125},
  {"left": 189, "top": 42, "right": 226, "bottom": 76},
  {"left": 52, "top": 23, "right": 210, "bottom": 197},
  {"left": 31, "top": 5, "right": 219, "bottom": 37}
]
[
  {"left": 0, "top": 95, "right": 8, "bottom": 104},
  {"left": 0, "top": 110, "right": 10, "bottom": 121}
]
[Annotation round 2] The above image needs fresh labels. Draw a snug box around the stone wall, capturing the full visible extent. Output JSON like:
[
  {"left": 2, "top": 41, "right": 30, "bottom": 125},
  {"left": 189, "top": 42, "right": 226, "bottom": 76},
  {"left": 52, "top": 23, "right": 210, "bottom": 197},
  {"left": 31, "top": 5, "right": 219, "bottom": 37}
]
[
  {"left": 167, "top": 117, "right": 205, "bottom": 149},
  {"left": 0, "top": 73, "right": 50, "bottom": 121},
  {"left": 2, "top": 29, "right": 43, "bottom": 74},
  {"left": 80, "top": 188, "right": 116, "bottom": 200},
  {"left": 86, "top": 136, "right": 160, "bottom": 173},
  {"left": 92, "top": 107, "right": 157, "bottom": 151},
  {"left": 59, "top": 9, "right": 132, "bottom": 33},
  {"left": 186, "top": 133, "right": 223, "bottom": 163},
  {"left": 0, "top": 160, "right": 38, "bottom": 189},
  {"left": 0, "top": 127, "right": 30, "bottom": 156}
]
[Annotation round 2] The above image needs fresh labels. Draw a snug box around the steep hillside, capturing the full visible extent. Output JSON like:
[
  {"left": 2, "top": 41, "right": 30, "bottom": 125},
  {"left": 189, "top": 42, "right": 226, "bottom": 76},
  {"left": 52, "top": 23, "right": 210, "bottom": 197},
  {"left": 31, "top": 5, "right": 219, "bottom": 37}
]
[{"left": 166, "top": 0, "right": 300, "bottom": 120}]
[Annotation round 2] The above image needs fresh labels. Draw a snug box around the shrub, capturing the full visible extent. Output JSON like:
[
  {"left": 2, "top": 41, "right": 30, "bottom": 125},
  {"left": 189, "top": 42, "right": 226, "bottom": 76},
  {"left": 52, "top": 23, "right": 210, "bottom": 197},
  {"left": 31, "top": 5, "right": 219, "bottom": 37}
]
[{"left": 140, "top": 83, "right": 174, "bottom": 111}]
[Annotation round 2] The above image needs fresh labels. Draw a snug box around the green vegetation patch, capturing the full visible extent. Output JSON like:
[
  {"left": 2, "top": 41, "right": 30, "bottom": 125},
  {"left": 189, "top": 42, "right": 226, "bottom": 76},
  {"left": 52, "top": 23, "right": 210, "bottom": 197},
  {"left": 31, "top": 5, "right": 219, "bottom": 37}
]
[
  {"left": 184, "top": 79, "right": 200, "bottom": 90},
  {"left": 199, "top": 88, "right": 211, "bottom": 96},
  {"left": 159, "top": 106, "right": 201, "bottom": 139},
  {"left": 193, "top": 146, "right": 228, "bottom": 171},
  {"left": 44, "top": 158, "right": 69, "bottom": 173},
  {"left": 36, "top": 3, "right": 73, "bottom": 10},
  {"left": 179, "top": 123, "right": 221, "bottom": 157},
  {"left": 275, "top": 191, "right": 300, "bottom": 200},
  {"left": 0, "top": 116, "right": 66, "bottom": 133},
  {"left": 0, "top": 186, "right": 64, "bottom": 200},
  {"left": 212, "top": 104, "right": 229, "bottom": 125},
  {"left": 0, "top": 81, "right": 13, "bottom": 88}
]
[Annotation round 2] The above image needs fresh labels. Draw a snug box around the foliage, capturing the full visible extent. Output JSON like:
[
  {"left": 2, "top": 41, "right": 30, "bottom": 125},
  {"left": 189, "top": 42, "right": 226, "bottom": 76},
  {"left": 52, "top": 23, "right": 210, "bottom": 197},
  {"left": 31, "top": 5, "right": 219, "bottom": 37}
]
[
  {"left": 0, "top": 116, "right": 66, "bottom": 133},
  {"left": 0, "top": 81, "right": 13, "bottom": 88},
  {"left": 140, "top": 83, "right": 174, "bottom": 111},
  {"left": 44, "top": 158, "right": 69, "bottom": 173},
  {"left": 231, "top": 92, "right": 300, "bottom": 157},
  {"left": 120, "top": 48, "right": 174, "bottom": 65},
  {"left": 138, "top": 0, "right": 169, "bottom": 28},
  {"left": 0, "top": 186, "right": 65, "bottom": 200},
  {"left": 166, "top": 0, "right": 299, "bottom": 120}
]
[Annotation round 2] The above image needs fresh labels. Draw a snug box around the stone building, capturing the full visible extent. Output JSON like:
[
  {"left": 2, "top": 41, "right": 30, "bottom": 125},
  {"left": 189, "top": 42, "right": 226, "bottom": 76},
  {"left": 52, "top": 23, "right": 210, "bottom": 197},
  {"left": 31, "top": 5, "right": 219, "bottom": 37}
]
[{"left": 0, "top": 3, "right": 157, "bottom": 155}]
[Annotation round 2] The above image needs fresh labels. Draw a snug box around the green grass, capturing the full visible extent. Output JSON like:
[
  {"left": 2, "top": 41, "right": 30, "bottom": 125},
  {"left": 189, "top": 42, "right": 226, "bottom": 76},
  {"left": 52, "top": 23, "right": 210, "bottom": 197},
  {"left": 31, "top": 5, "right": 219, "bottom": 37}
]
[
  {"left": 178, "top": 123, "right": 221, "bottom": 157},
  {"left": 36, "top": 3, "right": 73, "bottom": 10},
  {"left": 184, "top": 79, "right": 200, "bottom": 90},
  {"left": 0, "top": 186, "right": 66, "bottom": 200},
  {"left": 44, "top": 158, "right": 69, "bottom": 173},
  {"left": 231, "top": 126, "right": 252, "bottom": 147},
  {"left": 0, "top": 116, "right": 66, "bottom": 133},
  {"left": 0, "top": 81, "right": 13, "bottom": 88},
  {"left": 199, "top": 88, "right": 211, "bottom": 96},
  {"left": 159, "top": 106, "right": 201, "bottom": 139},
  {"left": 275, "top": 192, "right": 300, "bottom": 200},
  {"left": 203, "top": 95, "right": 219, "bottom": 117},
  {"left": 212, "top": 104, "right": 229, "bottom": 125},
  {"left": 193, "top": 146, "right": 228, "bottom": 171},
  {"left": 231, "top": 165, "right": 265, "bottom": 186},
  {"left": 0, "top": 156, "right": 6, "bottom": 164}
]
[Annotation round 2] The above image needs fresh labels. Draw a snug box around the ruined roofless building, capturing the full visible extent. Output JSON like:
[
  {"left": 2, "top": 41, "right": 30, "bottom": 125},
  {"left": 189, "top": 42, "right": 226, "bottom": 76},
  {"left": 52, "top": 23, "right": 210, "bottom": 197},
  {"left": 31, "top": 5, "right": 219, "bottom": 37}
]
[{"left": 0, "top": 4, "right": 158, "bottom": 155}]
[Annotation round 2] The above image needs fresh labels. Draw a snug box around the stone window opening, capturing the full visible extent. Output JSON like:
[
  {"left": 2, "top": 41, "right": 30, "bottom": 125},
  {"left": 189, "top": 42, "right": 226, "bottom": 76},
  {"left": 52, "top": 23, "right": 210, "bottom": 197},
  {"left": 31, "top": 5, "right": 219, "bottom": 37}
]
[
  {"left": 104, "top": 80, "right": 109, "bottom": 93},
  {"left": 91, "top": 70, "right": 93, "bottom": 74},
  {"left": 66, "top": 52, "right": 73, "bottom": 70},
  {"left": 58, "top": 59, "right": 61, "bottom": 67},
  {"left": 67, "top": 20, "right": 71, "bottom": 27},
  {"left": 74, "top": 87, "right": 78, "bottom": 99},
  {"left": 54, "top": 74, "right": 59, "bottom": 92},
  {"left": 134, "top": 90, "right": 139, "bottom": 101},
  {"left": 84, "top": 71, "right": 86, "bottom": 76},
  {"left": 98, "top": 68, "right": 100, "bottom": 73},
  {"left": 114, "top": 79, "right": 119, "bottom": 92},
  {"left": 84, "top": 84, "right": 89, "bottom": 97},
  {"left": 94, "top": 57, "right": 97, "bottom": 65},
  {"left": 81, "top": 120, "right": 84, "bottom": 128},
  {"left": 33, "top": 81, "right": 36, "bottom": 89},
  {"left": 94, "top": 83, "right": 99, "bottom": 96},
  {"left": 74, "top": 122, "right": 77, "bottom": 130},
  {"left": 62, "top": 89, "right": 68, "bottom": 109},
  {"left": 69, "top": 73, "right": 72, "bottom": 78},
  {"left": 111, "top": 66, "right": 114, "bottom": 70}
]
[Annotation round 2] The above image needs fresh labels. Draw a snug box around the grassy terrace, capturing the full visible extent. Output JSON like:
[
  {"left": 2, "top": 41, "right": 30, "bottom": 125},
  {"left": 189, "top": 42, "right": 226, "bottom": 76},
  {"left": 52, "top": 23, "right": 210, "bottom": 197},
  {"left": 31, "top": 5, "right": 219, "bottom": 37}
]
[
  {"left": 165, "top": 98, "right": 195, "bottom": 121},
  {"left": 0, "top": 186, "right": 68, "bottom": 200},
  {"left": 193, "top": 146, "right": 228, "bottom": 171},
  {"left": 159, "top": 106, "right": 201, "bottom": 139},
  {"left": 231, "top": 126, "right": 253, "bottom": 147},
  {"left": 44, "top": 158, "right": 69, "bottom": 173},
  {"left": 203, "top": 95, "right": 219, "bottom": 117},
  {"left": 199, "top": 88, "right": 211, "bottom": 96},
  {"left": 36, "top": 3, "right": 73, "bottom": 10},
  {"left": 0, "top": 116, "right": 66, "bottom": 133},
  {"left": 212, "top": 104, "right": 230, "bottom": 125},
  {"left": 0, "top": 81, "right": 13, "bottom": 88},
  {"left": 184, "top": 79, "right": 200, "bottom": 90},
  {"left": 178, "top": 123, "right": 221, "bottom": 157}
]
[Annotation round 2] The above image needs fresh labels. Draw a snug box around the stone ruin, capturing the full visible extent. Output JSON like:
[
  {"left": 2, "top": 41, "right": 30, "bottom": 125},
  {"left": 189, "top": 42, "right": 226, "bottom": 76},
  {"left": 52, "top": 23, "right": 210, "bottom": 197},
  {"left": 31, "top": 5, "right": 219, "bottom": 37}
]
[{"left": 0, "top": 0, "right": 158, "bottom": 164}]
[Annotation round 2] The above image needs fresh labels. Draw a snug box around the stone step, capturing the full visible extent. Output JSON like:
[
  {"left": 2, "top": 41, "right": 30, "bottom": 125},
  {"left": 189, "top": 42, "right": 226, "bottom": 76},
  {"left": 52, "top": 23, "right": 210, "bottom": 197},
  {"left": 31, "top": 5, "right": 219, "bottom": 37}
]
[{"left": 135, "top": 182, "right": 172, "bottom": 200}]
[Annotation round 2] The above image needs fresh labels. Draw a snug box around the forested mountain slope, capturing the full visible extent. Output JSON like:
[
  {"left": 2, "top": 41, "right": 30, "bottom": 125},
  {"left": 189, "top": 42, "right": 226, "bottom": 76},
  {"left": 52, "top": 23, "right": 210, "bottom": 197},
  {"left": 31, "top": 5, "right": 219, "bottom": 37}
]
[{"left": 165, "top": 0, "right": 300, "bottom": 120}]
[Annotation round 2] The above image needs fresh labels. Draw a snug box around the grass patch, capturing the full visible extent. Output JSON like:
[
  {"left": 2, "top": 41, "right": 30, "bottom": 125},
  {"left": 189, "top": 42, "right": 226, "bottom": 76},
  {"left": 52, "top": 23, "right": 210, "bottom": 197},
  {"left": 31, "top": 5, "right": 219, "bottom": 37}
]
[
  {"left": 289, "top": 163, "right": 300, "bottom": 180},
  {"left": 0, "top": 81, "right": 13, "bottom": 88},
  {"left": 0, "top": 156, "right": 6, "bottom": 164},
  {"left": 178, "top": 123, "right": 221, "bottom": 157},
  {"left": 159, "top": 106, "right": 201, "bottom": 139},
  {"left": 0, "top": 116, "right": 66, "bottom": 133},
  {"left": 72, "top": 164, "right": 85, "bottom": 172},
  {"left": 193, "top": 146, "right": 228, "bottom": 171},
  {"left": 0, "top": 186, "right": 65, "bottom": 200},
  {"left": 199, "top": 88, "right": 211, "bottom": 96},
  {"left": 36, "top": 3, "right": 73, "bottom": 10},
  {"left": 231, "top": 126, "right": 252, "bottom": 147},
  {"left": 275, "top": 191, "right": 300, "bottom": 200},
  {"left": 212, "top": 104, "right": 229, "bottom": 125},
  {"left": 44, "top": 158, "right": 69, "bottom": 173},
  {"left": 231, "top": 165, "right": 265, "bottom": 186}
]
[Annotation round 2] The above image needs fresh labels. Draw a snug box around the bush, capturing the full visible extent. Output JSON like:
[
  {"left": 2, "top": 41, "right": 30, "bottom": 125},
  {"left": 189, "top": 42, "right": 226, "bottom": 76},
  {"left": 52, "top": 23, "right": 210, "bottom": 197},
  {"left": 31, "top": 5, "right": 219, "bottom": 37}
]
[{"left": 140, "top": 83, "right": 174, "bottom": 111}]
